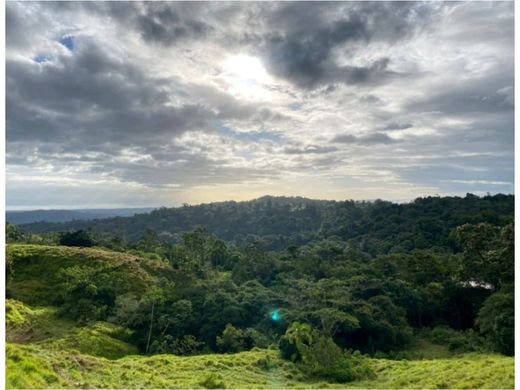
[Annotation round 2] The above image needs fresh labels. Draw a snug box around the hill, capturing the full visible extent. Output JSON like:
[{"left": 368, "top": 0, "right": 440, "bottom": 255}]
[
  {"left": 17, "top": 194, "right": 514, "bottom": 251},
  {"left": 6, "top": 190, "right": 514, "bottom": 389},
  {"left": 7, "top": 207, "right": 156, "bottom": 225}
]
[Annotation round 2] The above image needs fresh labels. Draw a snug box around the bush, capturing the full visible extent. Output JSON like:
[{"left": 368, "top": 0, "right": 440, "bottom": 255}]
[
  {"left": 279, "top": 322, "right": 313, "bottom": 362},
  {"left": 279, "top": 322, "right": 373, "bottom": 383},
  {"left": 426, "top": 325, "right": 488, "bottom": 353},
  {"left": 59, "top": 230, "right": 96, "bottom": 247},
  {"left": 199, "top": 373, "right": 226, "bottom": 389},
  {"left": 217, "top": 324, "right": 268, "bottom": 353},
  {"left": 150, "top": 335, "right": 204, "bottom": 355},
  {"left": 216, "top": 324, "right": 246, "bottom": 353},
  {"left": 254, "top": 354, "right": 277, "bottom": 370}
]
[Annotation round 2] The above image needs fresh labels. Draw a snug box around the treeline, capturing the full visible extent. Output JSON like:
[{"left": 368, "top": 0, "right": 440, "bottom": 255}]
[{"left": 15, "top": 193, "right": 514, "bottom": 252}]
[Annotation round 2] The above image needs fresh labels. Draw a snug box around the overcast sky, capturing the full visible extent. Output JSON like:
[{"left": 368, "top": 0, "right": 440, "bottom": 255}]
[{"left": 6, "top": 1, "right": 514, "bottom": 209}]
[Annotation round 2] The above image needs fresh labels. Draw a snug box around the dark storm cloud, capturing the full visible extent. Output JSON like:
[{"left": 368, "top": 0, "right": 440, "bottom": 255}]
[
  {"left": 137, "top": 2, "right": 213, "bottom": 45},
  {"left": 6, "top": 40, "right": 214, "bottom": 149},
  {"left": 84, "top": 1, "right": 436, "bottom": 89},
  {"left": 6, "top": 30, "right": 285, "bottom": 155},
  {"left": 255, "top": 1, "right": 436, "bottom": 89}
]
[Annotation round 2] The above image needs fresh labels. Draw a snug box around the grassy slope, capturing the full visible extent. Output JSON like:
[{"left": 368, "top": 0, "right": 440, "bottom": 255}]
[
  {"left": 6, "top": 244, "right": 172, "bottom": 305},
  {"left": 6, "top": 341, "right": 514, "bottom": 389},
  {"left": 5, "top": 244, "right": 515, "bottom": 389}
]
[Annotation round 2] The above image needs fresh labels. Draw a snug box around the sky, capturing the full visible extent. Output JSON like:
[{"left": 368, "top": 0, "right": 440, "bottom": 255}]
[{"left": 5, "top": 1, "right": 514, "bottom": 209}]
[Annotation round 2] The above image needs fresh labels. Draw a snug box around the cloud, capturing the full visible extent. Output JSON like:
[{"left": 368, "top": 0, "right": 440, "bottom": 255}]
[
  {"left": 136, "top": 2, "right": 213, "bottom": 46},
  {"left": 284, "top": 145, "right": 338, "bottom": 155},
  {"left": 332, "top": 132, "right": 397, "bottom": 145},
  {"left": 5, "top": 1, "right": 514, "bottom": 207},
  {"left": 255, "top": 2, "right": 437, "bottom": 89}
]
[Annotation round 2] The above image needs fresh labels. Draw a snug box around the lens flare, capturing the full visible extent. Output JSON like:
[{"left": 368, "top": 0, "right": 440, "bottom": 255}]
[{"left": 270, "top": 309, "right": 280, "bottom": 322}]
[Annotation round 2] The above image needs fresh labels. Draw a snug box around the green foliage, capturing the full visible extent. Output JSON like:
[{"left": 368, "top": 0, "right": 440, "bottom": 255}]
[
  {"left": 59, "top": 229, "right": 96, "bottom": 247},
  {"left": 476, "top": 287, "right": 514, "bottom": 355},
  {"left": 425, "top": 325, "right": 488, "bottom": 353},
  {"left": 5, "top": 193, "right": 515, "bottom": 387},
  {"left": 279, "top": 322, "right": 371, "bottom": 383},
  {"left": 310, "top": 308, "right": 360, "bottom": 336},
  {"left": 6, "top": 342, "right": 514, "bottom": 389},
  {"left": 279, "top": 322, "right": 314, "bottom": 362},
  {"left": 137, "top": 228, "right": 161, "bottom": 253},
  {"left": 216, "top": 324, "right": 269, "bottom": 353},
  {"left": 217, "top": 324, "right": 247, "bottom": 353},
  {"left": 4, "top": 301, "right": 515, "bottom": 389},
  {"left": 451, "top": 223, "right": 513, "bottom": 290},
  {"left": 20, "top": 194, "right": 513, "bottom": 251},
  {"left": 6, "top": 299, "right": 35, "bottom": 328},
  {"left": 6, "top": 223, "right": 28, "bottom": 243},
  {"left": 6, "top": 244, "right": 161, "bottom": 307},
  {"left": 199, "top": 373, "right": 226, "bottom": 389},
  {"left": 150, "top": 335, "right": 205, "bottom": 355}
]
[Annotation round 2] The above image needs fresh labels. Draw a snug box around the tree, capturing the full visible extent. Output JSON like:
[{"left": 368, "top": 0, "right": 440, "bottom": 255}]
[
  {"left": 59, "top": 229, "right": 96, "bottom": 247},
  {"left": 6, "top": 223, "right": 27, "bottom": 243},
  {"left": 310, "top": 308, "right": 359, "bottom": 337},
  {"left": 216, "top": 324, "right": 246, "bottom": 353},
  {"left": 451, "top": 223, "right": 513, "bottom": 290},
  {"left": 476, "top": 287, "right": 514, "bottom": 355},
  {"left": 279, "top": 322, "right": 356, "bottom": 382},
  {"left": 137, "top": 228, "right": 161, "bottom": 253},
  {"left": 279, "top": 322, "right": 314, "bottom": 362}
]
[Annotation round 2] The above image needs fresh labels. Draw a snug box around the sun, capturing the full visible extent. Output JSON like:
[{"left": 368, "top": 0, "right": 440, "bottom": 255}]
[{"left": 221, "top": 54, "right": 272, "bottom": 101}]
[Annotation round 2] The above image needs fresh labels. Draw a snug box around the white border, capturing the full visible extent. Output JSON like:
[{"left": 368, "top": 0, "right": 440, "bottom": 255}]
[{"left": 1, "top": 0, "right": 6, "bottom": 387}]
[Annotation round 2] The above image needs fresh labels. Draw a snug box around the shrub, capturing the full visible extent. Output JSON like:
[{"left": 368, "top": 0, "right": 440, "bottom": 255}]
[
  {"left": 216, "top": 324, "right": 246, "bottom": 353},
  {"left": 199, "top": 373, "right": 226, "bottom": 389},
  {"left": 150, "top": 335, "right": 204, "bottom": 355},
  {"left": 426, "top": 325, "right": 488, "bottom": 353},
  {"left": 59, "top": 230, "right": 96, "bottom": 247},
  {"left": 254, "top": 355, "right": 277, "bottom": 370},
  {"left": 278, "top": 322, "right": 313, "bottom": 362},
  {"left": 279, "top": 322, "right": 373, "bottom": 383}
]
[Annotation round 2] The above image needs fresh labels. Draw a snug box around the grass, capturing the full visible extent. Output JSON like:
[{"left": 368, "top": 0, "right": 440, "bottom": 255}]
[
  {"left": 6, "top": 301, "right": 514, "bottom": 389},
  {"left": 5, "top": 244, "right": 515, "bottom": 389},
  {"left": 7, "top": 299, "right": 138, "bottom": 359},
  {"left": 405, "top": 335, "right": 457, "bottom": 360},
  {"left": 351, "top": 354, "right": 514, "bottom": 389},
  {"left": 7, "top": 244, "right": 170, "bottom": 305},
  {"left": 6, "top": 341, "right": 514, "bottom": 389}
]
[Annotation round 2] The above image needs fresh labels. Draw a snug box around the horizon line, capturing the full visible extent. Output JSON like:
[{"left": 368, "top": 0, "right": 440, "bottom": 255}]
[{"left": 5, "top": 192, "right": 514, "bottom": 212}]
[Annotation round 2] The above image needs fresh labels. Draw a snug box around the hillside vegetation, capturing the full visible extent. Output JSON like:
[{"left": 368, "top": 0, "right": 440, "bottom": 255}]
[
  {"left": 16, "top": 194, "right": 513, "bottom": 250},
  {"left": 6, "top": 194, "right": 514, "bottom": 388}
]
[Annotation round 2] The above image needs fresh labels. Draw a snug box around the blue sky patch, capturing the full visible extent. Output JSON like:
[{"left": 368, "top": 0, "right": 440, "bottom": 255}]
[
  {"left": 289, "top": 103, "right": 302, "bottom": 111},
  {"left": 33, "top": 54, "right": 50, "bottom": 63},
  {"left": 59, "top": 36, "right": 75, "bottom": 51}
]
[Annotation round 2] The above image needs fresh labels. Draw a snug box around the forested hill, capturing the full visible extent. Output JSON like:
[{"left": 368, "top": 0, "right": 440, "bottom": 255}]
[
  {"left": 6, "top": 207, "right": 156, "bottom": 225},
  {"left": 17, "top": 194, "right": 513, "bottom": 252}
]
